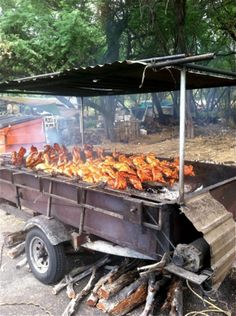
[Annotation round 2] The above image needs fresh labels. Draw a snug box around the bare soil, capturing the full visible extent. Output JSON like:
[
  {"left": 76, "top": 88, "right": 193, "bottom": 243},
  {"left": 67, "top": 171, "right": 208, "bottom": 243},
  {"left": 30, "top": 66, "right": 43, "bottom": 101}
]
[{"left": 102, "top": 124, "right": 236, "bottom": 164}]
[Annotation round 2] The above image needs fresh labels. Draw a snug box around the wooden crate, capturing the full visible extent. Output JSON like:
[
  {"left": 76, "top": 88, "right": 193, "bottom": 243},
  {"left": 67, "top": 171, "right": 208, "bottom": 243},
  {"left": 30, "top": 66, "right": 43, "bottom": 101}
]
[{"left": 115, "top": 120, "right": 140, "bottom": 142}]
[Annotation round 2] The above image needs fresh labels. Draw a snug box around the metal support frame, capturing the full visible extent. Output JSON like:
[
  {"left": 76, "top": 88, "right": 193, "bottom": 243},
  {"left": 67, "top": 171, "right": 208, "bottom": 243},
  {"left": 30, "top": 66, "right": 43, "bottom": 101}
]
[
  {"left": 80, "top": 96, "right": 84, "bottom": 146},
  {"left": 179, "top": 68, "right": 186, "bottom": 203},
  {"left": 46, "top": 180, "right": 53, "bottom": 217}
]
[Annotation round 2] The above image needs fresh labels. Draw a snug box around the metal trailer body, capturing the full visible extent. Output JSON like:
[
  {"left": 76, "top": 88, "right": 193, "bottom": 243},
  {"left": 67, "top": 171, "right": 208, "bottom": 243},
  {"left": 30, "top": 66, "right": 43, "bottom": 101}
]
[{"left": 0, "top": 160, "right": 235, "bottom": 288}]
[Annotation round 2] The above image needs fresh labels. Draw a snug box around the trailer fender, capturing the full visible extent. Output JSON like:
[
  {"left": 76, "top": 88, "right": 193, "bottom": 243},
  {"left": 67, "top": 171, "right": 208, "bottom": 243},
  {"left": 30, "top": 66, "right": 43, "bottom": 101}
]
[{"left": 24, "top": 215, "right": 70, "bottom": 245}]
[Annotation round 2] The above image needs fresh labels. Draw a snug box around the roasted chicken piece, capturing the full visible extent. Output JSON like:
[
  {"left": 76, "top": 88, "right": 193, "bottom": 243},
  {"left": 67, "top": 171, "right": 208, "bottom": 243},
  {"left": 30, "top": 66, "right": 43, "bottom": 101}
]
[
  {"left": 11, "top": 147, "right": 26, "bottom": 166},
  {"left": 184, "top": 165, "right": 195, "bottom": 176},
  {"left": 112, "top": 172, "right": 128, "bottom": 190},
  {"left": 26, "top": 151, "right": 44, "bottom": 168},
  {"left": 151, "top": 167, "right": 166, "bottom": 183},
  {"left": 113, "top": 162, "right": 136, "bottom": 174},
  {"left": 137, "top": 168, "right": 153, "bottom": 182},
  {"left": 11, "top": 151, "right": 17, "bottom": 165},
  {"left": 72, "top": 146, "right": 82, "bottom": 164},
  {"left": 83, "top": 144, "right": 94, "bottom": 160},
  {"left": 96, "top": 147, "right": 105, "bottom": 160},
  {"left": 128, "top": 174, "right": 143, "bottom": 190},
  {"left": 118, "top": 155, "right": 134, "bottom": 167},
  {"left": 146, "top": 153, "right": 160, "bottom": 167}
]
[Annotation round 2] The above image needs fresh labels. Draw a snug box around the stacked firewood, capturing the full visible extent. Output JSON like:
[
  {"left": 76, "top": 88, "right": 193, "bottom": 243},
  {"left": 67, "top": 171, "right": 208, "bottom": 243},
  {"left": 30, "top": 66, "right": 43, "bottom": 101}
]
[
  {"left": 56, "top": 254, "right": 183, "bottom": 316},
  {"left": 4, "top": 232, "right": 184, "bottom": 316}
]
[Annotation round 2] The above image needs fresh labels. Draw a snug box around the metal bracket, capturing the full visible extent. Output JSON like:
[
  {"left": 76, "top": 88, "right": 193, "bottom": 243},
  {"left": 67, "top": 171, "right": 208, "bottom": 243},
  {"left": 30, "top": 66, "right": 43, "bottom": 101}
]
[
  {"left": 78, "top": 188, "right": 87, "bottom": 236},
  {"left": 123, "top": 199, "right": 143, "bottom": 225},
  {"left": 46, "top": 181, "right": 53, "bottom": 217}
]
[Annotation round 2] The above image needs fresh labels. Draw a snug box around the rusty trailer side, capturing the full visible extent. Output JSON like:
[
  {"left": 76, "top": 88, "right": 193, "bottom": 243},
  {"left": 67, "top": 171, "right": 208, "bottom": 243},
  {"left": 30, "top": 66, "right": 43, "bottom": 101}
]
[{"left": 0, "top": 161, "right": 235, "bottom": 289}]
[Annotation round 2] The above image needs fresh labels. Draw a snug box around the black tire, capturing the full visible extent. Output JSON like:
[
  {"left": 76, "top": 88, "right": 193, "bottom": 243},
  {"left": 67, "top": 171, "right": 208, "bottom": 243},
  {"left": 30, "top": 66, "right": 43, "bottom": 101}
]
[{"left": 25, "top": 227, "right": 66, "bottom": 284}]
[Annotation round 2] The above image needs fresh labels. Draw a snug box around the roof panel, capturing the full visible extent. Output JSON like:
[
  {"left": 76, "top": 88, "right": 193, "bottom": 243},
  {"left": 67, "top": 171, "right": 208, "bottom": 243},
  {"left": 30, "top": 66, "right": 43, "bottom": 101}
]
[{"left": 0, "top": 59, "right": 235, "bottom": 97}]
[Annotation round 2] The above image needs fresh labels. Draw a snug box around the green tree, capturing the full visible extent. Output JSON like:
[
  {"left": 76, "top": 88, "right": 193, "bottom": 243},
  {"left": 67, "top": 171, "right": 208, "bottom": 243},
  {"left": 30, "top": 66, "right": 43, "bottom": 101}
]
[{"left": 0, "top": 0, "right": 104, "bottom": 78}]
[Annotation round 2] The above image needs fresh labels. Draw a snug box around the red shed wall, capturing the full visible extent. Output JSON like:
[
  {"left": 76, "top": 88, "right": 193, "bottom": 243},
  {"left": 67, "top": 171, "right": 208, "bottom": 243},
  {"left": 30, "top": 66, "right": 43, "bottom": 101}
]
[{"left": 0, "top": 118, "right": 46, "bottom": 153}]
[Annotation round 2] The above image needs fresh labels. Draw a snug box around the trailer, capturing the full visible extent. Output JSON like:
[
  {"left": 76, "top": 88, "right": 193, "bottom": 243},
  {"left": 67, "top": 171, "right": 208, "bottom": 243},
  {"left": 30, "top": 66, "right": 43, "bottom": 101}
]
[{"left": 0, "top": 53, "right": 235, "bottom": 291}]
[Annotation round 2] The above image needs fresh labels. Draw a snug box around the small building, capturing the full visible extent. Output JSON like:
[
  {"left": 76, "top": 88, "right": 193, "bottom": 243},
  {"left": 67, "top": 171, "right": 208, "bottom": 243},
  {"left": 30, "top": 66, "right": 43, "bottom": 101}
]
[{"left": 0, "top": 115, "right": 45, "bottom": 153}]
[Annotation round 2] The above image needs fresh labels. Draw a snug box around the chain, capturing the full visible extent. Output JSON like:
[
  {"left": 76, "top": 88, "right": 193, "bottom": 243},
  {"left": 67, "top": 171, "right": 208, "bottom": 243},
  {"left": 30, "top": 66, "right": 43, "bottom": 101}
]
[{"left": 0, "top": 302, "right": 53, "bottom": 316}]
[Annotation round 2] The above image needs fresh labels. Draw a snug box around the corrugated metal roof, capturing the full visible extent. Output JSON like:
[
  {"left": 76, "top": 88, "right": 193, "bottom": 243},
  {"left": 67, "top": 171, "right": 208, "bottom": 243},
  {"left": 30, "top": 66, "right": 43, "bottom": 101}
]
[
  {"left": 0, "top": 115, "right": 41, "bottom": 129},
  {"left": 0, "top": 58, "right": 235, "bottom": 97},
  {"left": 0, "top": 96, "right": 64, "bottom": 106}
]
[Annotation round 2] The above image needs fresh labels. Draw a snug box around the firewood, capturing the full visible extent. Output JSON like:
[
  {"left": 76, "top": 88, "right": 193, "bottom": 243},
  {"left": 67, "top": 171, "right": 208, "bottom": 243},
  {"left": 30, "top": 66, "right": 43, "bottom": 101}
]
[
  {"left": 53, "top": 264, "right": 93, "bottom": 295},
  {"left": 140, "top": 274, "right": 170, "bottom": 316},
  {"left": 98, "top": 269, "right": 138, "bottom": 300},
  {"left": 4, "top": 231, "right": 26, "bottom": 248},
  {"left": 16, "top": 255, "right": 28, "bottom": 269},
  {"left": 108, "top": 258, "right": 140, "bottom": 284},
  {"left": 66, "top": 275, "right": 76, "bottom": 299},
  {"left": 62, "top": 267, "right": 97, "bottom": 316},
  {"left": 161, "top": 278, "right": 183, "bottom": 315},
  {"left": 52, "top": 256, "right": 109, "bottom": 295},
  {"left": 138, "top": 253, "right": 168, "bottom": 277},
  {"left": 86, "top": 265, "right": 119, "bottom": 307},
  {"left": 86, "top": 259, "right": 140, "bottom": 306},
  {"left": 169, "top": 280, "right": 183, "bottom": 316},
  {"left": 7, "top": 241, "right": 25, "bottom": 259},
  {"left": 96, "top": 276, "right": 148, "bottom": 316}
]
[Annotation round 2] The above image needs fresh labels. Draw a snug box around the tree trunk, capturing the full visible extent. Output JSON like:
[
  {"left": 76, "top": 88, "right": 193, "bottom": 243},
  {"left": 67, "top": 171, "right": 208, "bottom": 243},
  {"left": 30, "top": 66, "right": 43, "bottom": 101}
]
[
  {"left": 151, "top": 93, "right": 165, "bottom": 123},
  {"left": 102, "top": 96, "right": 117, "bottom": 141},
  {"left": 173, "top": 0, "right": 187, "bottom": 53},
  {"left": 171, "top": 91, "right": 180, "bottom": 119}
]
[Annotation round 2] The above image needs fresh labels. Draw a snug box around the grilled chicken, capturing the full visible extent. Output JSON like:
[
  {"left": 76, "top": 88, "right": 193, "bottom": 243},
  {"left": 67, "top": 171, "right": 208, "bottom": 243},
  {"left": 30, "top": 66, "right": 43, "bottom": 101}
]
[
  {"left": 12, "top": 144, "right": 195, "bottom": 191},
  {"left": 11, "top": 147, "right": 26, "bottom": 166}
]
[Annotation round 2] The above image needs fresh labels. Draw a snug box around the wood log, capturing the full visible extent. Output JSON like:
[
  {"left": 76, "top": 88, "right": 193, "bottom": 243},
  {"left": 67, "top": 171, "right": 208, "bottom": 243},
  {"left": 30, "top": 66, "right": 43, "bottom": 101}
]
[
  {"left": 138, "top": 253, "right": 168, "bottom": 277},
  {"left": 52, "top": 264, "right": 93, "bottom": 295},
  {"left": 140, "top": 274, "right": 170, "bottom": 316},
  {"left": 169, "top": 280, "right": 183, "bottom": 316},
  {"left": 86, "top": 265, "right": 119, "bottom": 307},
  {"left": 96, "top": 276, "right": 148, "bottom": 316},
  {"left": 62, "top": 267, "right": 97, "bottom": 316},
  {"left": 108, "top": 258, "right": 140, "bottom": 284},
  {"left": 98, "top": 269, "right": 138, "bottom": 300},
  {"left": 66, "top": 275, "right": 76, "bottom": 299},
  {"left": 4, "top": 231, "right": 26, "bottom": 248},
  {"left": 16, "top": 256, "right": 28, "bottom": 269},
  {"left": 86, "top": 259, "right": 140, "bottom": 306},
  {"left": 161, "top": 278, "right": 183, "bottom": 315},
  {"left": 7, "top": 241, "right": 25, "bottom": 259},
  {"left": 52, "top": 255, "right": 109, "bottom": 295}
]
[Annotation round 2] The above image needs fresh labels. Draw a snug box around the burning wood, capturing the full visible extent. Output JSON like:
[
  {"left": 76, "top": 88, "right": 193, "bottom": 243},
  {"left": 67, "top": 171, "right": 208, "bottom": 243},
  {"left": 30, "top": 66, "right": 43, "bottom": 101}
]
[{"left": 11, "top": 144, "right": 195, "bottom": 191}]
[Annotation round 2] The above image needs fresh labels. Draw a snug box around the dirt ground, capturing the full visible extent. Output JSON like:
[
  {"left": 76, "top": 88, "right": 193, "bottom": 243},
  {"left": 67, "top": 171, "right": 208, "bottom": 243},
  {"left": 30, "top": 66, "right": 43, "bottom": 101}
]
[
  {"left": 103, "top": 124, "right": 236, "bottom": 164},
  {"left": 0, "top": 124, "right": 235, "bottom": 316}
]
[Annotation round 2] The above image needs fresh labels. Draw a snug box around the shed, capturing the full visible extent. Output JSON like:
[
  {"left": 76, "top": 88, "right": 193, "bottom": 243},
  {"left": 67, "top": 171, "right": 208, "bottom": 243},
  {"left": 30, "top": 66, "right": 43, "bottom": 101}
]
[{"left": 0, "top": 116, "right": 45, "bottom": 153}]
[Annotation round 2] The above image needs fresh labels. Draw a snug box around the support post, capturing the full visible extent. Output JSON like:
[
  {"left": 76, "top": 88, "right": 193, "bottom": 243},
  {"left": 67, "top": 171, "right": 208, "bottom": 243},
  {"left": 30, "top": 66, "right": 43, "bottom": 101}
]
[
  {"left": 179, "top": 68, "right": 186, "bottom": 204},
  {"left": 80, "top": 97, "right": 84, "bottom": 146}
]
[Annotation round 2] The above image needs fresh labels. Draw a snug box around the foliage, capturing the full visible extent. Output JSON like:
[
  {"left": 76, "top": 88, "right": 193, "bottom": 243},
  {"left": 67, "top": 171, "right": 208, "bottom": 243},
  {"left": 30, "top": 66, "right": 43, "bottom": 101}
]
[{"left": 0, "top": 0, "right": 104, "bottom": 78}]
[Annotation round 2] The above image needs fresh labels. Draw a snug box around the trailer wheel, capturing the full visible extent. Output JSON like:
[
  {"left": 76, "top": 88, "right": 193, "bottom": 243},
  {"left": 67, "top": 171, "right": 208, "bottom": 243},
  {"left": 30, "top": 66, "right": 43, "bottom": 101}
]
[{"left": 25, "top": 227, "right": 66, "bottom": 284}]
